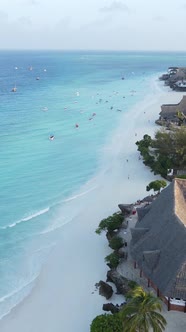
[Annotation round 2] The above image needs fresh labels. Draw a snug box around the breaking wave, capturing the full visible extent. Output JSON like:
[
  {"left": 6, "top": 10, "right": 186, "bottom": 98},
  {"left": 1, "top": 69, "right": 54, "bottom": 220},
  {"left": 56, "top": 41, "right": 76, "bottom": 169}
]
[{"left": 0, "top": 208, "right": 50, "bottom": 230}]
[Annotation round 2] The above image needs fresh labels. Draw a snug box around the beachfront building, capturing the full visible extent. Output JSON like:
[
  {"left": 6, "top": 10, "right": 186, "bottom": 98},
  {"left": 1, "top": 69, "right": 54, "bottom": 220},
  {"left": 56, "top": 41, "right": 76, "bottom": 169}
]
[
  {"left": 130, "top": 178, "right": 186, "bottom": 312},
  {"left": 159, "top": 67, "right": 186, "bottom": 89},
  {"left": 158, "top": 95, "right": 186, "bottom": 125}
]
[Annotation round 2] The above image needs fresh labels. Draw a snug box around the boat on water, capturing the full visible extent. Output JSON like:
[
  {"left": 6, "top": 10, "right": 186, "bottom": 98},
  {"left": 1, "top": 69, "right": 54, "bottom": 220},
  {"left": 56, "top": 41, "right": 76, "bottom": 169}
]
[
  {"left": 49, "top": 135, "right": 55, "bottom": 141},
  {"left": 42, "top": 107, "right": 48, "bottom": 112},
  {"left": 121, "top": 71, "right": 125, "bottom": 80},
  {"left": 11, "top": 86, "right": 17, "bottom": 92},
  {"left": 36, "top": 77, "right": 40, "bottom": 80}
]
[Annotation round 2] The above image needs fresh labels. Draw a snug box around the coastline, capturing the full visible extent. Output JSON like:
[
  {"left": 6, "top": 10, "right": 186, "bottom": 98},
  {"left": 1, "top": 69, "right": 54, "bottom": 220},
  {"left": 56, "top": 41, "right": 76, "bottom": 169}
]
[{"left": 0, "top": 81, "right": 184, "bottom": 332}]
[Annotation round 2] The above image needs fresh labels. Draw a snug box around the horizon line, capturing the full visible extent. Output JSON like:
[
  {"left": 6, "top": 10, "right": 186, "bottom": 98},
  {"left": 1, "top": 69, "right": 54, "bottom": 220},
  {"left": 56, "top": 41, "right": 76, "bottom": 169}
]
[{"left": 0, "top": 48, "right": 186, "bottom": 53}]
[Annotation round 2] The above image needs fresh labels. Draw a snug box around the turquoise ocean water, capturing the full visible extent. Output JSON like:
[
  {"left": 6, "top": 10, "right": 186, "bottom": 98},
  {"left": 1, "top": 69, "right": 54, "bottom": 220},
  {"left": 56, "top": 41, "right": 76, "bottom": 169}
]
[{"left": 1, "top": 51, "right": 186, "bottom": 318}]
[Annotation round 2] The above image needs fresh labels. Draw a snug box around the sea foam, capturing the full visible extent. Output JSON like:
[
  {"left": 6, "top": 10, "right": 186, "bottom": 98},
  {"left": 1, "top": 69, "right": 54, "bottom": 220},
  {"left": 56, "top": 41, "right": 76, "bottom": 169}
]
[{"left": 1, "top": 208, "right": 50, "bottom": 230}]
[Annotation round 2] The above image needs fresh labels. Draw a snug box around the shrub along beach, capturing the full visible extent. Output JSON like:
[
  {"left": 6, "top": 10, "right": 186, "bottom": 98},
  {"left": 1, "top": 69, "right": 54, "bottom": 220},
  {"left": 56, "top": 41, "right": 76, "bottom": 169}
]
[{"left": 0, "top": 73, "right": 186, "bottom": 332}]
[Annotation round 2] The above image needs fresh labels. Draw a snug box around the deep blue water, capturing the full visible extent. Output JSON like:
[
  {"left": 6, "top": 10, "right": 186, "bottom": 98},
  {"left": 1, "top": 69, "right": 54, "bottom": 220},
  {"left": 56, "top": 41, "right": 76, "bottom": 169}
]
[{"left": 1, "top": 50, "right": 186, "bottom": 318}]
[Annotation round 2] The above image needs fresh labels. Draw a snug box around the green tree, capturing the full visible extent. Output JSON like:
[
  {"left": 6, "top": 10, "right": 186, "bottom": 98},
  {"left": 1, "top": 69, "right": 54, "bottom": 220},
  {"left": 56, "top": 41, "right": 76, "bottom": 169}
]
[
  {"left": 95, "top": 213, "right": 123, "bottom": 235},
  {"left": 109, "top": 236, "right": 124, "bottom": 250},
  {"left": 136, "top": 127, "right": 186, "bottom": 177},
  {"left": 120, "top": 286, "right": 167, "bottom": 332},
  {"left": 136, "top": 134, "right": 152, "bottom": 149},
  {"left": 173, "top": 127, "right": 186, "bottom": 166},
  {"left": 105, "top": 252, "right": 120, "bottom": 269},
  {"left": 153, "top": 127, "right": 186, "bottom": 168},
  {"left": 152, "top": 130, "right": 173, "bottom": 156},
  {"left": 176, "top": 110, "right": 186, "bottom": 126},
  {"left": 146, "top": 180, "right": 167, "bottom": 193},
  {"left": 152, "top": 154, "right": 172, "bottom": 178},
  {"left": 136, "top": 134, "right": 155, "bottom": 171},
  {"left": 90, "top": 314, "right": 123, "bottom": 332}
]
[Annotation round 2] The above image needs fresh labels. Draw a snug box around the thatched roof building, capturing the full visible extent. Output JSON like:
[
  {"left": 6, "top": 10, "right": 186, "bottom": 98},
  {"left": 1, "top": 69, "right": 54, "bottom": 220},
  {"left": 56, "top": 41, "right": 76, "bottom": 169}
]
[
  {"left": 159, "top": 95, "right": 186, "bottom": 122},
  {"left": 159, "top": 67, "right": 186, "bottom": 90},
  {"left": 130, "top": 179, "right": 186, "bottom": 305}
]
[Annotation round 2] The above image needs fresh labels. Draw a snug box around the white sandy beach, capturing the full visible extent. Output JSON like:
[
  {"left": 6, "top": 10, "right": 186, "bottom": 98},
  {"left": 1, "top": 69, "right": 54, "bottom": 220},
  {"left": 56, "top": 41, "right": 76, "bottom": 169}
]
[{"left": 0, "top": 84, "right": 184, "bottom": 332}]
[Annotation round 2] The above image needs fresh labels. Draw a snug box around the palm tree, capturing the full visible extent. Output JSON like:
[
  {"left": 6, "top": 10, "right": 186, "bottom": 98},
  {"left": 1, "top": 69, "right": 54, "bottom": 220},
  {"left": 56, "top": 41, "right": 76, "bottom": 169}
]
[
  {"left": 120, "top": 286, "right": 167, "bottom": 332},
  {"left": 176, "top": 110, "right": 186, "bottom": 126}
]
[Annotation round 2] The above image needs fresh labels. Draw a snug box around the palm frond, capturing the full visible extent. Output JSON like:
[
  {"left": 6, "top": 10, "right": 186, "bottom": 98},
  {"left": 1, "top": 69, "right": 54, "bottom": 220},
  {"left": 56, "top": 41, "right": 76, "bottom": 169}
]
[{"left": 121, "top": 286, "right": 167, "bottom": 332}]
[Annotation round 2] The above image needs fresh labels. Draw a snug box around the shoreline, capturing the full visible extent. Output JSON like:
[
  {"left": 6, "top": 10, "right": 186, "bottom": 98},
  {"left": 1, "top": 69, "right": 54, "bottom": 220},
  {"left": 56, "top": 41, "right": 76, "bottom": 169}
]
[{"left": 0, "top": 81, "right": 184, "bottom": 331}]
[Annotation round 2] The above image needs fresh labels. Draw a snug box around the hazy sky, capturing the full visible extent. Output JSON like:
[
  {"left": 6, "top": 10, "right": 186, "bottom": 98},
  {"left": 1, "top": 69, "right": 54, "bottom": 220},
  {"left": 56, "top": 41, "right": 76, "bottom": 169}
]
[{"left": 0, "top": 0, "right": 186, "bottom": 50}]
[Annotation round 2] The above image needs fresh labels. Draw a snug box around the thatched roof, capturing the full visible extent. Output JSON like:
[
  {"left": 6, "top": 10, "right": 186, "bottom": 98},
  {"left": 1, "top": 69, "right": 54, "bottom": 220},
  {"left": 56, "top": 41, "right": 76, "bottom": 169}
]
[
  {"left": 143, "top": 250, "right": 161, "bottom": 270},
  {"left": 168, "top": 67, "right": 186, "bottom": 83},
  {"left": 130, "top": 178, "right": 186, "bottom": 299},
  {"left": 136, "top": 206, "right": 151, "bottom": 222},
  {"left": 131, "top": 228, "right": 149, "bottom": 243},
  {"left": 160, "top": 95, "right": 186, "bottom": 120}
]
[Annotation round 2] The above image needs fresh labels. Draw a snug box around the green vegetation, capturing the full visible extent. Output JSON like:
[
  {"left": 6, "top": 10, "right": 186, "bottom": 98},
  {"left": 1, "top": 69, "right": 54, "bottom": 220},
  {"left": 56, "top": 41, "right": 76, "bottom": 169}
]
[
  {"left": 105, "top": 252, "right": 120, "bottom": 269},
  {"left": 175, "top": 175, "right": 186, "bottom": 179},
  {"left": 176, "top": 110, "right": 186, "bottom": 126},
  {"left": 120, "top": 286, "right": 167, "bottom": 332},
  {"left": 90, "top": 286, "right": 166, "bottom": 332},
  {"left": 127, "top": 280, "right": 139, "bottom": 290},
  {"left": 109, "top": 236, "right": 124, "bottom": 250},
  {"left": 90, "top": 314, "right": 123, "bottom": 332},
  {"left": 136, "top": 127, "right": 186, "bottom": 178},
  {"left": 95, "top": 213, "right": 123, "bottom": 235},
  {"left": 146, "top": 180, "right": 167, "bottom": 193}
]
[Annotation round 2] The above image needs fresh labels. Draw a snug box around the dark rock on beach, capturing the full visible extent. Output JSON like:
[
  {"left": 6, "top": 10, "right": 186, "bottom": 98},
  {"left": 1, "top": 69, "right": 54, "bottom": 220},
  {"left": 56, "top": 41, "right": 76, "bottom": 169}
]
[
  {"left": 102, "top": 303, "right": 120, "bottom": 314},
  {"left": 98, "top": 280, "right": 113, "bottom": 299},
  {"left": 106, "top": 270, "right": 131, "bottom": 295},
  {"left": 118, "top": 204, "right": 134, "bottom": 215}
]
